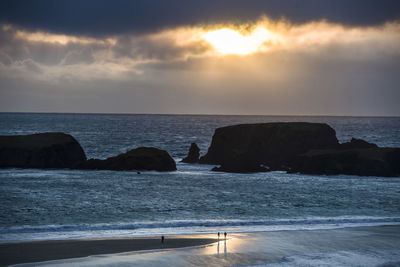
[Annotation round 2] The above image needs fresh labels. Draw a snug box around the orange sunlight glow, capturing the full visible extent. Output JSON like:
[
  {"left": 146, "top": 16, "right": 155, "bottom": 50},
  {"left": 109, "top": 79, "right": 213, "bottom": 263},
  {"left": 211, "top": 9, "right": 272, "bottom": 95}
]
[
  {"left": 202, "top": 26, "right": 272, "bottom": 55},
  {"left": 8, "top": 25, "right": 117, "bottom": 46}
]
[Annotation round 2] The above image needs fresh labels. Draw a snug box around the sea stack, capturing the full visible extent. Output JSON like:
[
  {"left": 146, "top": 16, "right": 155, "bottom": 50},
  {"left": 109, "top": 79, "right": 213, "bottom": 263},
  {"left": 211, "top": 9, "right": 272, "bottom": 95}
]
[
  {"left": 199, "top": 122, "right": 339, "bottom": 171},
  {"left": 0, "top": 132, "right": 87, "bottom": 169},
  {"left": 199, "top": 122, "right": 400, "bottom": 176},
  {"left": 181, "top": 143, "right": 200, "bottom": 163}
]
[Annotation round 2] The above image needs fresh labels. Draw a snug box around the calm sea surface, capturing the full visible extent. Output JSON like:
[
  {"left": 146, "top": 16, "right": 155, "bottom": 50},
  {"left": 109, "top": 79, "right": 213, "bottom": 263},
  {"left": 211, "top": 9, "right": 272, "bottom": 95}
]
[{"left": 0, "top": 113, "right": 400, "bottom": 242}]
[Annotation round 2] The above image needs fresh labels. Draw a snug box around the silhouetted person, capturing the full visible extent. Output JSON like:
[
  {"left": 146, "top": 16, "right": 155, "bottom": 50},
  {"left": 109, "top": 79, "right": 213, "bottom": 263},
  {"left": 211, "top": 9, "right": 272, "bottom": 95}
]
[
  {"left": 224, "top": 232, "right": 227, "bottom": 239},
  {"left": 218, "top": 232, "right": 220, "bottom": 240},
  {"left": 161, "top": 235, "right": 165, "bottom": 243}
]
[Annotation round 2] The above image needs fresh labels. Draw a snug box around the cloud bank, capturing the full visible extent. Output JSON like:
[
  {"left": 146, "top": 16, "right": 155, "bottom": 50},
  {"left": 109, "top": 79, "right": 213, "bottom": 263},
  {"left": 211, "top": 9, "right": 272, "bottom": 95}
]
[{"left": 0, "top": 14, "right": 399, "bottom": 115}]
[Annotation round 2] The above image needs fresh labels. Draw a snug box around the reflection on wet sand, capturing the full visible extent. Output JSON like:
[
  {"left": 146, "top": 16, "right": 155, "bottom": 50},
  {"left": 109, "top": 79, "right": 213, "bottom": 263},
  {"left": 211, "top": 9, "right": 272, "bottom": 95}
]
[
  {"left": 216, "top": 238, "right": 228, "bottom": 259},
  {"left": 28, "top": 226, "right": 400, "bottom": 267},
  {"left": 224, "top": 239, "right": 227, "bottom": 259},
  {"left": 216, "top": 240, "right": 219, "bottom": 257}
]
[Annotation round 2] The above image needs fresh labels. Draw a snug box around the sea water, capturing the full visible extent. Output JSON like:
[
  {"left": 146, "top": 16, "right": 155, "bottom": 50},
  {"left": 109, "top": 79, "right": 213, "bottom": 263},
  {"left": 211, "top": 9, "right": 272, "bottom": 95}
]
[{"left": 0, "top": 113, "right": 400, "bottom": 242}]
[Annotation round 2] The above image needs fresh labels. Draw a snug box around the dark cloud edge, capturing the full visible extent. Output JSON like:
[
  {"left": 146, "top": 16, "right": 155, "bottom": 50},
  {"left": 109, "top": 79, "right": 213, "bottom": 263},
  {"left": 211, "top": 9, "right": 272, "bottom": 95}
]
[{"left": 0, "top": 0, "right": 400, "bottom": 37}]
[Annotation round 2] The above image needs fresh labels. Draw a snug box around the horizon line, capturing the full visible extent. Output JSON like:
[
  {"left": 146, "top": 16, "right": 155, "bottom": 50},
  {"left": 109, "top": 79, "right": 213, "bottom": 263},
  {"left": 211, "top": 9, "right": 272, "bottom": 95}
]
[{"left": 0, "top": 111, "right": 399, "bottom": 118}]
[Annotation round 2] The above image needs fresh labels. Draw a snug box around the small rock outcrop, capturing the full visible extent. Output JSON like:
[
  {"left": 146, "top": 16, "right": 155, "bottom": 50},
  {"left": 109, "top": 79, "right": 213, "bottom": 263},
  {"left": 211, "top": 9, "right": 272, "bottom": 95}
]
[
  {"left": 0, "top": 132, "right": 86, "bottom": 169},
  {"left": 181, "top": 143, "right": 200, "bottom": 163},
  {"left": 77, "top": 147, "right": 176, "bottom": 171},
  {"left": 199, "top": 122, "right": 339, "bottom": 172},
  {"left": 290, "top": 147, "right": 400, "bottom": 177},
  {"left": 340, "top": 138, "right": 378, "bottom": 150}
]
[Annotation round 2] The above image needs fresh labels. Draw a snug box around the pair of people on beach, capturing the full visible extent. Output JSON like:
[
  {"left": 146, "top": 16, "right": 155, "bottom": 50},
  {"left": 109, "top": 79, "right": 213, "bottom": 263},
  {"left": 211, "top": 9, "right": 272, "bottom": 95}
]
[
  {"left": 217, "top": 232, "right": 227, "bottom": 239},
  {"left": 161, "top": 232, "right": 226, "bottom": 244}
]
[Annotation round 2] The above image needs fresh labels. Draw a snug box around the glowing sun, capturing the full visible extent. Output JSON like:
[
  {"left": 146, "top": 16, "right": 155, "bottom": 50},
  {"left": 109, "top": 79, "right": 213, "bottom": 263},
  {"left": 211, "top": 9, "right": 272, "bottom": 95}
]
[{"left": 202, "top": 26, "right": 271, "bottom": 55}]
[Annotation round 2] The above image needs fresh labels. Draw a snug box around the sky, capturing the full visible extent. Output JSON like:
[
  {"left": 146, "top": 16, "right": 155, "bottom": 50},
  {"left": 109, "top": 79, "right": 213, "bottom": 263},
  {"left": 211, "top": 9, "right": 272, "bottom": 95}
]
[{"left": 0, "top": 0, "right": 399, "bottom": 116}]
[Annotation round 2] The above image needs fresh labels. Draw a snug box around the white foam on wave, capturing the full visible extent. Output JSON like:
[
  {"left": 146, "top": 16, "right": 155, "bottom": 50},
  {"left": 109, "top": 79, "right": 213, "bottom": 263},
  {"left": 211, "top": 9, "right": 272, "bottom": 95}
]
[{"left": 1, "top": 216, "right": 400, "bottom": 243}]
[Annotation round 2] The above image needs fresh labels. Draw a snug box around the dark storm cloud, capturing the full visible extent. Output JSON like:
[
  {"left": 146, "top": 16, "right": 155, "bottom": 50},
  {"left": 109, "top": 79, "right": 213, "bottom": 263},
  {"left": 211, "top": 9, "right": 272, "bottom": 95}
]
[{"left": 0, "top": 0, "right": 399, "bottom": 37}]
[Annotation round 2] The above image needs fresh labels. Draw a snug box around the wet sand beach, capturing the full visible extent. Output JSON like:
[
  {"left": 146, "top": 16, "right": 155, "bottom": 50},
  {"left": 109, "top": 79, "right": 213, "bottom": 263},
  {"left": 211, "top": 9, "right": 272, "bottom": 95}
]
[
  {"left": 9, "top": 225, "right": 400, "bottom": 267},
  {"left": 0, "top": 237, "right": 217, "bottom": 266}
]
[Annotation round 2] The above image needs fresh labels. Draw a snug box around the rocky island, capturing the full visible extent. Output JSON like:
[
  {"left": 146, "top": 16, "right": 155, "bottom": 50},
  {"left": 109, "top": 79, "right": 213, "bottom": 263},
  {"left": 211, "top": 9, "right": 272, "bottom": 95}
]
[
  {"left": 183, "top": 122, "right": 400, "bottom": 177},
  {"left": 1, "top": 123, "right": 399, "bottom": 176},
  {"left": 181, "top": 143, "right": 200, "bottom": 163},
  {"left": 77, "top": 147, "right": 176, "bottom": 171},
  {"left": 0, "top": 133, "right": 176, "bottom": 172},
  {"left": 0, "top": 132, "right": 86, "bottom": 169}
]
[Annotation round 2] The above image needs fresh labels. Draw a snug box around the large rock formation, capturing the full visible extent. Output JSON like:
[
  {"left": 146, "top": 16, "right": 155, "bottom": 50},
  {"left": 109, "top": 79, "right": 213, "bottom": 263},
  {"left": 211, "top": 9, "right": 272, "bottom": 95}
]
[
  {"left": 199, "top": 122, "right": 339, "bottom": 171},
  {"left": 181, "top": 143, "right": 200, "bottom": 163},
  {"left": 290, "top": 147, "right": 400, "bottom": 177},
  {"left": 77, "top": 147, "right": 176, "bottom": 171},
  {"left": 198, "top": 122, "right": 400, "bottom": 176},
  {"left": 0, "top": 133, "right": 176, "bottom": 172},
  {"left": 0, "top": 132, "right": 86, "bottom": 168}
]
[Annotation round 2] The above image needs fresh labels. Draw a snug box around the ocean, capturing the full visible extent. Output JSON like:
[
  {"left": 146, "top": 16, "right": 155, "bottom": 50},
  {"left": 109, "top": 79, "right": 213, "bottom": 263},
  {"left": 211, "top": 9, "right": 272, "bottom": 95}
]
[{"left": 1, "top": 113, "right": 400, "bottom": 242}]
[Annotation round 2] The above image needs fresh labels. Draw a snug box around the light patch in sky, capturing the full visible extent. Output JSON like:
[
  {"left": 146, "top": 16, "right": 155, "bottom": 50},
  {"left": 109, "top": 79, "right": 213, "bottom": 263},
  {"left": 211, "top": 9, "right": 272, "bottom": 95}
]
[
  {"left": 3, "top": 25, "right": 117, "bottom": 46},
  {"left": 202, "top": 26, "right": 273, "bottom": 55},
  {"left": 1, "top": 18, "right": 399, "bottom": 115}
]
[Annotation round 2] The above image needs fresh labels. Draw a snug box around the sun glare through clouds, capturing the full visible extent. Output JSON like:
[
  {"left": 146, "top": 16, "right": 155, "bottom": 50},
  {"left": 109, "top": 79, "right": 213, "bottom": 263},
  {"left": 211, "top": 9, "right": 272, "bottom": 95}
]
[{"left": 202, "top": 26, "right": 272, "bottom": 55}]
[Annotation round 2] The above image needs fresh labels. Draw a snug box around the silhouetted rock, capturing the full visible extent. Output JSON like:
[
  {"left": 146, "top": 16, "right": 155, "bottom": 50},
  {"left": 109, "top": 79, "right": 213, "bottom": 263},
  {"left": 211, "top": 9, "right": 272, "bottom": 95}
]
[
  {"left": 290, "top": 147, "right": 400, "bottom": 177},
  {"left": 199, "top": 122, "right": 339, "bottom": 172},
  {"left": 0, "top": 132, "right": 86, "bottom": 169},
  {"left": 77, "top": 147, "right": 176, "bottom": 171},
  {"left": 181, "top": 143, "right": 200, "bottom": 163},
  {"left": 340, "top": 138, "right": 378, "bottom": 150}
]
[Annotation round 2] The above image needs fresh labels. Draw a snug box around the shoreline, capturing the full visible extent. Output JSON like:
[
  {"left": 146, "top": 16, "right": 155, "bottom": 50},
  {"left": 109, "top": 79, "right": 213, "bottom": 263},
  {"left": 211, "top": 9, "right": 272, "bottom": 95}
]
[
  {"left": 2, "top": 224, "right": 400, "bottom": 266},
  {"left": 0, "top": 236, "right": 218, "bottom": 266},
  {"left": 2, "top": 217, "right": 399, "bottom": 245}
]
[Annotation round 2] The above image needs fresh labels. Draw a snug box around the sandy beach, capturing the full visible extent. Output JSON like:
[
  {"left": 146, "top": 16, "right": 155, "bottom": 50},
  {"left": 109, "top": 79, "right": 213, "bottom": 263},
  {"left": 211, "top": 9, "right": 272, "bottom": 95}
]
[
  {"left": 2, "top": 225, "right": 400, "bottom": 266},
  {"left": 0, "top": 237, "right": 217, "bottom": 266}
]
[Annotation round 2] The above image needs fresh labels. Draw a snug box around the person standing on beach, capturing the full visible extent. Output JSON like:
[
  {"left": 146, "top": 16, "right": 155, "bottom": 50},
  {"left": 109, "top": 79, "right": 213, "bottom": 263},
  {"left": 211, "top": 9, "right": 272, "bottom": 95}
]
[
  {"left": 161, "top": 235, "right": 164, "bottom": 243},
  {"left": 224, "top": 232, "right": 227, "bottom": 239},
  {"left": 218, "top": 232, "right": 220, "bottom": 240}
]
